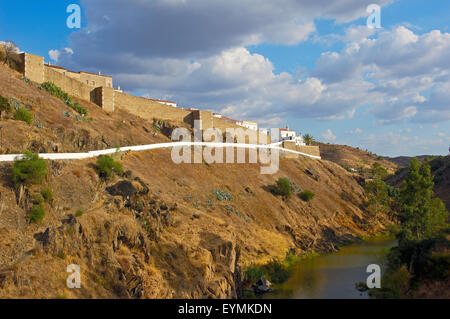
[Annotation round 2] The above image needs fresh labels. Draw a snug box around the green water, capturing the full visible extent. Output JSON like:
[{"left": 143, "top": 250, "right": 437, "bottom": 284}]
[{"left": 265, "top": 237, "right": 396, "bottom": 299}]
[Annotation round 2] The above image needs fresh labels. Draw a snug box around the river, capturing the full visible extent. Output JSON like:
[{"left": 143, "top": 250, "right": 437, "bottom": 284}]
[{"left": 264, "top": 236, "right": 396, "bottom": 299}]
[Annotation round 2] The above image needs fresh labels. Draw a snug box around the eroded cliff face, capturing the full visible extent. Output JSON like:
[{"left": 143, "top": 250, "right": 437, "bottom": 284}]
[{"left": 0, "top": 149, "right": 388, "bottom": 299}]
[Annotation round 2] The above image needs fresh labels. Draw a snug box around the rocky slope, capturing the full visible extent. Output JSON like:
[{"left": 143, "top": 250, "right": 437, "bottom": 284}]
[
  {"left": 318, "top": 142, "right": 398, "bottom": 175},
  {"left": 0, "top": 63, "right": 388, "bottom": 299},
  {"left": 0, "top": 149, "right": 388, "bottom": 298}
]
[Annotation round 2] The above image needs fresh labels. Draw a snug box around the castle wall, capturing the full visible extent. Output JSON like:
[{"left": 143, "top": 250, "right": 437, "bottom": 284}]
[
  {"left": 3, "top": 48, "right": 317, "bottom": 156},
  {"left": 44, "top": 66, "right": 93, "bottom": 101},
  {"left": 115, "top": 91, "right": 191, "bottom": 122},
  {"left": 80, "top": 72, "right": 113, "bottom": 88},
  {"left": 296, "top": 145, "right": 321, "bottom": 157},
  {"left": 94, "top": 87, "right": 115, "bottom": 112},
  {"left": 22, "top": 53, "right": 44, "bottom": 83},
  {"left": 282, "top": 141, "right": 321, "bottom": 158},
  {"left": 281, "top": 141, "right": 299, "bottom": 158}
]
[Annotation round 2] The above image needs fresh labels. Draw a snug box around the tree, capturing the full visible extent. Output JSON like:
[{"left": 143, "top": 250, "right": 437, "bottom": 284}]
[
  {"left": 299, "top": 190, "right": 315, "bottom": 202},
  {"left": 274, "top": 177, "right": 292, "bottom": 199},
  {"left": 12, "top": 151, "right": 48, "bottom": 187},
  {"left": 96, "top": 155, "right": 123, "bottom": 179},
  {"left": 303, "top": 134, "right": 315, "bottom": 145},
  {"left": 364, "top": 178, "right": 390, "bottom": 217},
  {"left": 397, "top": 158, "right": 448, "bottom": 243},
  {"left": 371, "top": 162, "right": 388, "bottom": 180},
  {"left": 0, "top": 94, "right": 12, "bottom": 119},
  {"left": 3, "top": 41, "right": 19, "bottom": 65}
]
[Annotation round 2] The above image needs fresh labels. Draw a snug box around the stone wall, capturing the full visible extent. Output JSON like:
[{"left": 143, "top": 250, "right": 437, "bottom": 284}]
[
  {"left": 44, "top": 66, "right": 93, "bottom": 101},
  {"left": 296, "top": 145, "right": 321, "bottom": 157},
  {"left": 21, "top": 53, "right": 44, "bottom": 83},
  {"left": 4, "top": 48, "right": 317, "bottom": 155},
  {"left": 115, "top": 91, "right": 191, "bottom": 122},
  {"left": 79, "top": 72, "right": 113, "bottom": 88},
  {"left": 281, "top": 141, "right": 321, "bottom": 158},
  {"left": 91, "top": 87, "right": 115, "bottom": 112}
]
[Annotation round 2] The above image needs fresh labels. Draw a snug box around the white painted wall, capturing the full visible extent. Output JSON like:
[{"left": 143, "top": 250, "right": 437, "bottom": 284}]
[{"left": 0, "top": 142, "right": 321, "bottom": 162}]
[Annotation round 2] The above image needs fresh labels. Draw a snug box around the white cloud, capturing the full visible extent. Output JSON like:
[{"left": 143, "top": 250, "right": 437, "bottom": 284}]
[
  {"left": 52, "top": 2, "right": 448, "bottom": 127},
  {"left": 322, "top": 129, "right": 337, "bottom": 141},
  {"left": 358, "top": 132, "right": 449, "bottom": 156},
  {"left": 348, "top": 128, "right": 363, "bottom": 134},
  {"left": 49, "top": 48, "right": 74, "bottom": 62},
  {"left": 48, "top": 50, "right": 60, "bottom": 62}
]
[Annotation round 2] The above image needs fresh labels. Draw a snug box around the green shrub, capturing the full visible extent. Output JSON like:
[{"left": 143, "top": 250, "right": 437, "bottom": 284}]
[
  {"left": 13, "top": 107, "right": 33, "bottom": 124},
  {"left": 95, "top": 155, "right": 123, "bottom": 179},
  {"left": 0, "top": 94, "right": 12, "bottom": 118},
  {"left": 274, "top": 177, "right": 292, "bottom": 199},
  {"left": 73, "top": 103, "right": 87, "bottom": 116},
  {"left": 75, "top": 209, "right": 84, "bottom": 217},
  {"left": 29, "top": 205, "right": 45, "bottom": 223},
  {"left": 32, "top": 193, "right": 44, "bottom": 205},
  {"left": 39, "top": 82, "right": 70, "bottom": 101},
  {"left": 39, "top": 82, "right": 88, "bottom": 116},
  {"left": 244, "top": 266, "right": 264, "bottom": 284},
  {"left": 262, "top": 259, "right": 290, "bottom": 284},
  {"left": 12, "top": 151, "right": 48, "bottom": 187},
  {"left": 41, "top": 188, "right": 53, "bottom": 203},
  {"left": 300, "top": 190, "right": 315, "bottom": 202}
]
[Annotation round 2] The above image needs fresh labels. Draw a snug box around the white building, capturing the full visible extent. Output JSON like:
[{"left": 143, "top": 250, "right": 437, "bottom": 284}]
[
  {"left": 294, "top": 134, "right": 306, "bottom": 146},
  {"left": 262, "top": 126, "right": 306, "bottom": 145},
  {"left": 240, "top": 121, "right": 258, "bottom": 131},
  {"left": 279, "top": 127, "right": 296, "bottom": 141}
]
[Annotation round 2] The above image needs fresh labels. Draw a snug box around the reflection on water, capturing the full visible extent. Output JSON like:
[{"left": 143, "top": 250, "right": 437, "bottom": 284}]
[{"left": 265, "top": 237, "right": 396, "bottom": 299}]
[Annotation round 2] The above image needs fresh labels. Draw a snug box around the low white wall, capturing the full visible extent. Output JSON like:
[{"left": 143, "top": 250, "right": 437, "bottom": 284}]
[{"left": 0, "top": 142, "right": 321, "bottom": 162}]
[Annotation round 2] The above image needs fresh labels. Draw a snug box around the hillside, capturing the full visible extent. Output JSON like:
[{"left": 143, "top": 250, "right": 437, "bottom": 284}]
[
  {"left": 0, "top": 63, "right": 194, "bottom": 155},
  {"left": 318, "top": 143, "right": 398, "bottom": 175},
  {"left": 385, "top": 155, "right": 435, "bottom": 168},
  {"left": 0, "top": 150, "right": 387, "bottom": 298},
  {"left": 386, "top": 155, "right": 450, "bottom": 210},
  {"left": 0, "top": 61, "right": 388, "bottom": 298}
]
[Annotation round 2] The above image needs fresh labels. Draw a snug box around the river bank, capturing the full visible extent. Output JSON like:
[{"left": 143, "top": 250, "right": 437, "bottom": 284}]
[{"left": 242, "top": 235, "right": 396, "bottom": 299}]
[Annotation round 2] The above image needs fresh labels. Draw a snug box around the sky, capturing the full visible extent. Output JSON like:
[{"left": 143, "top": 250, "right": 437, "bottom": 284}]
[{"left": 1, "top": 0, "right": 449, "bottom": 157}]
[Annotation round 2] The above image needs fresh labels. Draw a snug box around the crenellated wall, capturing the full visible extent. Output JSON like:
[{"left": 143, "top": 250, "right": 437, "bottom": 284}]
[{"left": 5, "top": 48, "right": 318, "bottom": 156}]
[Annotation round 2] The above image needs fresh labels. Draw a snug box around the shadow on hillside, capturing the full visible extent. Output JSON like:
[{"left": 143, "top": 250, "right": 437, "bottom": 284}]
[
  {"left": 0, "top": 164, "right": 14, "bottom": 189},
  {"left": 261, "top": 184, "right": 276, "bottom": 197}
]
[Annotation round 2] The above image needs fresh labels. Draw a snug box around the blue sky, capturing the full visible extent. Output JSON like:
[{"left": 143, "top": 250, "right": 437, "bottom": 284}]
[{"left": 1, "top": 0, "right": 449, "bottom": 156}]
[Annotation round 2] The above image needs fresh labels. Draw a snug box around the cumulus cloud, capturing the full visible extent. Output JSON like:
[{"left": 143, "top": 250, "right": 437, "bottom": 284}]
[
  {"left": 48, "top": 48, "right": 74, "bottom": 62},
  {"left": 70, "top": 0, "right": 392, "bottom": 60},
  {"left": 322, "top": 129, "right": 337, "bottom": 141},
  {"left": 358, "top": 132, "right": 450, "bottom": 156},
  {"left": 51, "top": 1, "right": 449, "bottom": 128},
  {"left": 312, "top": 26, "right": 450, "bottom": 124}
]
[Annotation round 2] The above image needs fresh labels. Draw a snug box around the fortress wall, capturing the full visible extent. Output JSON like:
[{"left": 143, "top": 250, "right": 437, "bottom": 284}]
[
  {"left": 80, "top": 72, "right": 113, "bottom": 88},
  {"left": 44, "top": 66, "right": 93, "bottom": 101},
  {"left": 115, "top": 91, "right": 191, "bottom": 122},
  {"left": 23, "top": 53, "right": 44, "bottom": 83},
  {"left": 296, "top": 145, "right": 321, "bottom": 157},
  {"left": 101, "top": 87, "right": 115, "bottom": 112},
  {"left": 91, "top": 87, "right": 115, "bottom": 112},
  {"left": 47, "top": 66, "right": 81, "bottom": 81},
  {"left": 281, "top": 141, "right": 299, "bottom": 158},
  {"left": 282, "top": 141, "right": 321, "bottom": 157},
  {"left": 2, "top": 48, "right": 316, "bottom": 155},
  {"left": 212, "top": 117, "right": 271, "bottom": 144}
]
